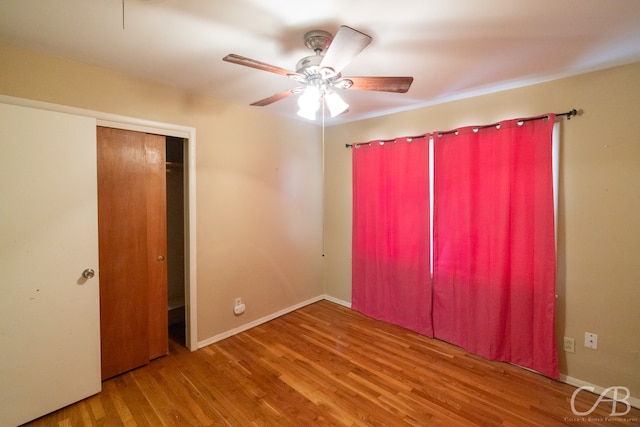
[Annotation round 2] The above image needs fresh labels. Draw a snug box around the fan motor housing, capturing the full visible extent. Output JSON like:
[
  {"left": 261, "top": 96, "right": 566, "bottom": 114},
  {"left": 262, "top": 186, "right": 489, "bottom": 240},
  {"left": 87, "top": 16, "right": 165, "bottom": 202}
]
[
  {"left": 296, "top": 55, "right": 322, "bottom": 75},
  {"left": 303, "top": 30, "right": 332, "bottom": 53}
]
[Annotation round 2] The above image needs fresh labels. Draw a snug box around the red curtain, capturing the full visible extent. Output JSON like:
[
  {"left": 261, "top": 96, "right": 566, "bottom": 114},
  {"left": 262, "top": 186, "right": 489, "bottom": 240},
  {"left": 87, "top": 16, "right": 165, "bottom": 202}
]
[
  {"left": 352, "top": 137, "right": 433, "bottom": 337},
  {"left": 432, "top": 116, "right": 558, "bottom": 378}
]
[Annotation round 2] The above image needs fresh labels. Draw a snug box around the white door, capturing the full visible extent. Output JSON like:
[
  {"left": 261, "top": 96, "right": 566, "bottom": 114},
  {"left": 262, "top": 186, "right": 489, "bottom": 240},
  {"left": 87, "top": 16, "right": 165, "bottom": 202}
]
[{"left": 0, "top": 103, "right": 101, "bottom": 426}]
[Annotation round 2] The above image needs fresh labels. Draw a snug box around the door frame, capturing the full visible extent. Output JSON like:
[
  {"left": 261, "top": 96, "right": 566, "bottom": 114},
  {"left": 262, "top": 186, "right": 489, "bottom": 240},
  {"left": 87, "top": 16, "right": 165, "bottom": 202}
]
[{"left": 0, "top": 95, "right": 198, "bottom": 351}]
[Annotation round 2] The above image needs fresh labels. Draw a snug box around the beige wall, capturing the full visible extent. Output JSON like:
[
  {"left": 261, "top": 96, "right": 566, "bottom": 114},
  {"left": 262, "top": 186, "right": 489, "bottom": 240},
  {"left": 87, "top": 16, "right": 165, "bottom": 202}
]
[
  {"left": 324, "top": 62, "right": 640, "bottom": 398},
  {"left": 0, "top": 42, "right": 324, "bottom": 343},
  {"left": 2, "top": 39, "right": 639, "bottom": 400}
]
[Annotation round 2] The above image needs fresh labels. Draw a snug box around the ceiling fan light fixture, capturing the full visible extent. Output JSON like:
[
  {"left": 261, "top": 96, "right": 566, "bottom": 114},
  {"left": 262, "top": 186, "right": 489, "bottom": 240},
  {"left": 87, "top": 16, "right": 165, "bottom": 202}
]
[
  {"left": 224, "top": 26, "right": 414, "bottom": 119},
  {"left": 325, "top": 91, "right": 349, "bottom": 117},
  {"left": 297, "top": 86, "right": 320, "bottom": 120},
  {"left": 297, "top": 106, "right": 317, "bottom": 120},
  {"left": 298, "top": 85, "right": 320, "bottom": 108}
]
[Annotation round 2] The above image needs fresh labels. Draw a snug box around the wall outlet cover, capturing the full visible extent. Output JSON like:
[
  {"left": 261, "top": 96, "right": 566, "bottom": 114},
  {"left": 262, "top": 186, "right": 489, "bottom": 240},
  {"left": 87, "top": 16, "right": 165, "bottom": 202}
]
[{"left": 563, "top": 337, "right": 575, "bottom": 353}]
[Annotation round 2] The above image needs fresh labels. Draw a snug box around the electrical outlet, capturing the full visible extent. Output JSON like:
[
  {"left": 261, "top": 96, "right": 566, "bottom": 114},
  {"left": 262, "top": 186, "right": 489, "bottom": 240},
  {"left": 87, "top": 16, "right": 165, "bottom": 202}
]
[
  {"left": 563, "top": 337, "right": 575, "bottom": 353},
  {"left": 585, "top": 332, "right": 598, "bottom": 350},
  {"left": 235, "top": 297, "right": 242, "bottom": 306}
]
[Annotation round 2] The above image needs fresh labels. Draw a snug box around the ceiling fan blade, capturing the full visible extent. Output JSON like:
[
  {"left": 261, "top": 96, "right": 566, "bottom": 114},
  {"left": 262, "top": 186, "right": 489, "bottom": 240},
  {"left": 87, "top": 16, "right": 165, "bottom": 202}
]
[
  {"left": 250, "top": 89, "right": 296, "bottom": 107},
  {"left": 342, "top": 76, "right": 414, "bottom": 93},
  {"left": 320, "top": 26, "right": 372, "bottom": 75},
  {"left": 223, "top": 54, "right": 296, "bottom": 77}
]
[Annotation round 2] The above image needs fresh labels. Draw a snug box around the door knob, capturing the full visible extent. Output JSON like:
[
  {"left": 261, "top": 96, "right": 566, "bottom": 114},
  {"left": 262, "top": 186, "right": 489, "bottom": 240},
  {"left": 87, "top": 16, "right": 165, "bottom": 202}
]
[
  {"left": 157, "top": 255, "right": 165, "bottom": 261},
  {"left": 82, "top": 268, "right": 95, "bottom": 279}
]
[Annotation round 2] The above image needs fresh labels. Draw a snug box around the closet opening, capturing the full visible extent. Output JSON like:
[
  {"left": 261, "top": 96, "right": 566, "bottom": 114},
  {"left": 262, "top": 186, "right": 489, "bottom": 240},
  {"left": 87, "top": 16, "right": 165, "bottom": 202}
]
[{"left": 166, "top": 136, "right": 187, "bottom": 347}]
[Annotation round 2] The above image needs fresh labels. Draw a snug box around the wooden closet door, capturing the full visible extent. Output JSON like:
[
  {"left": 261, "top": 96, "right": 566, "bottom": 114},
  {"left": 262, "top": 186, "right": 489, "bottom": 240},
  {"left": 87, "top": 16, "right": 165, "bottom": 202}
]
[
  {"left": 145, "top": 134, "right": 169, "bottom": 360},
  {"left": 97, "top": 127, "right": 167, "bottom": 380}
]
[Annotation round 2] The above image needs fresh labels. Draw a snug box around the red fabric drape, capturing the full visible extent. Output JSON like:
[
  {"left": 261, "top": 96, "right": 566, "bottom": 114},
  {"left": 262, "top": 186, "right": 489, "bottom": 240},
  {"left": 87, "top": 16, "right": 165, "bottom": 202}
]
[
  {"left": 352, "top": 137, "right": 433, "bottom": 337},
  {"left": 432, "top": 116, "right": 558, "bottom": 379}
]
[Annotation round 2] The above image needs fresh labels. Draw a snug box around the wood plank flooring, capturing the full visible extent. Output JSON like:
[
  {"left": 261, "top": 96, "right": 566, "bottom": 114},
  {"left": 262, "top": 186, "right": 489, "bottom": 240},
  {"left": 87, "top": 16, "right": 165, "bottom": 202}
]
[{"left": 23, "top": 300, "right": 640, "bottom": 426}]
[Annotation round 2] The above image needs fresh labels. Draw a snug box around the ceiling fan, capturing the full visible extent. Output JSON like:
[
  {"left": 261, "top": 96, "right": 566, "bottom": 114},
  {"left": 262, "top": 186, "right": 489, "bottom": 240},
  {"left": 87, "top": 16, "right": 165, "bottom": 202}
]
[{"left": 223, "top": 26, "right": 414, "bottom": 120}]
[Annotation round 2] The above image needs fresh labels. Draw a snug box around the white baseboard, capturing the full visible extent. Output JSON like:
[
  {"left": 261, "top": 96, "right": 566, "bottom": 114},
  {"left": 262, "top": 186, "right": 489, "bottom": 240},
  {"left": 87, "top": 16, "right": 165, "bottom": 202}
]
[
  {"left": 560, "top": 374, "right": 640, "bottom": 410},
  {"left": 197, "top": 295, "right": 324, "bottom": 349},
  {"left": 322, "top": 294, "right": 351, "bottom": 308}
]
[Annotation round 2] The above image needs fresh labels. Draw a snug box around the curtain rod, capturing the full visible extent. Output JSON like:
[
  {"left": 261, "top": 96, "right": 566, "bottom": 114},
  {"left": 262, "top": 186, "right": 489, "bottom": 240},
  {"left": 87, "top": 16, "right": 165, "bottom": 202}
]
[{"left": 345, "top": 109, "right": 578, "bottom": 148}]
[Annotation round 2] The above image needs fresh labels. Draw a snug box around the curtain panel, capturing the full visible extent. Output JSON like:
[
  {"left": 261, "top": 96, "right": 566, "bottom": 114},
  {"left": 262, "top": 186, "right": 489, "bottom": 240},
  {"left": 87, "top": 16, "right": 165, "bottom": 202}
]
[
  {"left": 432, "top": 116, "right": 558, "bottom": 379},
  {"left": 352, "top": 137, "right": 433, "bottom": 337}
]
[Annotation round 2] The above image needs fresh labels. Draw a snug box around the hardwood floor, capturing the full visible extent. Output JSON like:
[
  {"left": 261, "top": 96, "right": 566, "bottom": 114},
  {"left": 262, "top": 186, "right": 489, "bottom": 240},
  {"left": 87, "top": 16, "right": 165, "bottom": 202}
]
[{"left": 24, "top": 300, "right": 639, "bottom": 426}]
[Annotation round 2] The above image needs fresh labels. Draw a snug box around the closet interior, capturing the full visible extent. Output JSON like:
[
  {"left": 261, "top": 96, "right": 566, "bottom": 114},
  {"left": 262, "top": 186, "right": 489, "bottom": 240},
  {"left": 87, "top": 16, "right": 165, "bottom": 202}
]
[{"left": 166, "top": 136, "right": 186, "bottom": 346}]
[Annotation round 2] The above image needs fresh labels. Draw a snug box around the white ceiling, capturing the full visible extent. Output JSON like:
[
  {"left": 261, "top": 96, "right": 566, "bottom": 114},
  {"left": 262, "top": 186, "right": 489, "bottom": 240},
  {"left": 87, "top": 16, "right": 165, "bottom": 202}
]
[{"left": 1, "top": 0, "right": 640, "bottom": 125}]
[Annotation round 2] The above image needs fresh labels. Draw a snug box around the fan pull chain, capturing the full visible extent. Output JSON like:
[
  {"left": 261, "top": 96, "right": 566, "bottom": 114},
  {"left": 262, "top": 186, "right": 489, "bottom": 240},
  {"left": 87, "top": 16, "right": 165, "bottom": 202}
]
[{"left": 321, "top": 96, "right": 326, "bottom": 257}]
